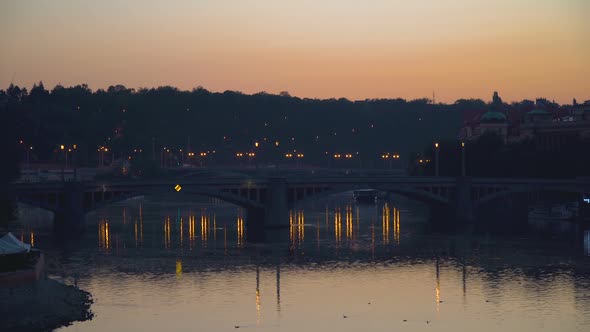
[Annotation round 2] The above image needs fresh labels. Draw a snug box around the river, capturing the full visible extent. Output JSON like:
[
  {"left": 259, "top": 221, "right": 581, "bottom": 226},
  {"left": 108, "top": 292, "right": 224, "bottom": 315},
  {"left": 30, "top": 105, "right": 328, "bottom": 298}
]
[{"left": 13, "top": 193, "right": 590, "bottom": 331}]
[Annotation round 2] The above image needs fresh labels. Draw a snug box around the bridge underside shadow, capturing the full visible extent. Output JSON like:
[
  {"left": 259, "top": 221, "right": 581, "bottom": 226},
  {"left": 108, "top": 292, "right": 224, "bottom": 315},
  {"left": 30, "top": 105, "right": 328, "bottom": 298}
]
[{"left": 13, "top": 177, "right": 588, "bottom": 240}]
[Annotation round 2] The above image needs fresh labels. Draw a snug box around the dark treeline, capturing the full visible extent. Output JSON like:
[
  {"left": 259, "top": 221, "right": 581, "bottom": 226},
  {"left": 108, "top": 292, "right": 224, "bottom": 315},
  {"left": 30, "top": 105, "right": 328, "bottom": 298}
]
[
  {"left": 0, "top": 82, "right": 578, "bottom": 174},
  {"left": 1, "top": 82, "right": 460, "bottom": 168},
  {"left": 0, "top": 102, "right": 20, "bottom": 227}
]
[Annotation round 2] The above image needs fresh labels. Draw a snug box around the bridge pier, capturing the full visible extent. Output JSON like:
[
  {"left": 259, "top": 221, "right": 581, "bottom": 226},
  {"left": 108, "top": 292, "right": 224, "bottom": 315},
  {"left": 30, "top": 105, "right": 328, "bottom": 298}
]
[
  {"left": 53, "top": 183, "right": 86, "bottom": 230},
  {"left": 455, "top": 178, "right": 475, "bottom": 224},
  {"left": 264, "top": 178, "right": 290, "bottom": 229},
  {"left": 475, "top": 193, "right": 529, "bottom": 234},
  {"left": 246, "top": 207, "right": 266, "bottom": 242}
]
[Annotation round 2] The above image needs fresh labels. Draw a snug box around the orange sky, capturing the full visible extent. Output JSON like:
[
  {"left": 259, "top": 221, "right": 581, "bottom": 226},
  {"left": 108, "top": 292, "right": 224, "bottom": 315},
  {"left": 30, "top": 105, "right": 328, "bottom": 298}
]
[{"left": 1, "top": 0, "right": 589, "bottom": 103}]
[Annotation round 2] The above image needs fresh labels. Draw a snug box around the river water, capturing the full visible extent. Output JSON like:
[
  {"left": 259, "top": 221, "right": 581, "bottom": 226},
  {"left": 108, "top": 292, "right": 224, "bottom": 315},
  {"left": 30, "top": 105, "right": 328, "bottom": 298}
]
[{"left": 14, "top": 194, "right": 590, "bottom": 331}]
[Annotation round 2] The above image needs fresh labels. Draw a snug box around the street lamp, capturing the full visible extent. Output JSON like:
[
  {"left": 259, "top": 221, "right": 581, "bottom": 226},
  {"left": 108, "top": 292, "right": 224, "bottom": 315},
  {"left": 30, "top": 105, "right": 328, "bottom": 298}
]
[
  {"left": 434, "top": 142, "right": 440, "bottom": 176},
  {"left": 461, "top": 142, "right": 466, "bottom": 177},
  {"left": 296, "top": 153, "right": 304, "bottom": 168}
]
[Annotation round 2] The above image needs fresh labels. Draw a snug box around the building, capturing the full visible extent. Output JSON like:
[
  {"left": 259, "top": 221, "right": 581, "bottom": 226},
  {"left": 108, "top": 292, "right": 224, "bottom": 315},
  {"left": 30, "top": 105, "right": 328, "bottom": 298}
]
[
  {"left": 459, "top": 92, "right": 510, "bottom": 142},
  {"left": 520, "top": 100, "right": 590, "bottom": 149},
  {"left": 459, "top": 93, "right": 590, "bottom": 149}
]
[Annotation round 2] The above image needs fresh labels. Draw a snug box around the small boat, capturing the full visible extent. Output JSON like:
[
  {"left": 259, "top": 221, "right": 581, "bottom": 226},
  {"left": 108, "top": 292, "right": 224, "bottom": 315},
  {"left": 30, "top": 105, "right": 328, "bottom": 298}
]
[
  {"left": 0, "top": 232, "right": 45, "bottom": 287},
  {"left": 353, "top": 189, "right": 378, "bottom": 204}
]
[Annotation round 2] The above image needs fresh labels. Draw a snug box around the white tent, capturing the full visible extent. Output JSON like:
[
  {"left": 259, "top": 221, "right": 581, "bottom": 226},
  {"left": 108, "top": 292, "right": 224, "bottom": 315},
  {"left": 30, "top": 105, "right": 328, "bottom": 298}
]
[{"left": 0, "top": 232, "right": 31, "bottom": 254}]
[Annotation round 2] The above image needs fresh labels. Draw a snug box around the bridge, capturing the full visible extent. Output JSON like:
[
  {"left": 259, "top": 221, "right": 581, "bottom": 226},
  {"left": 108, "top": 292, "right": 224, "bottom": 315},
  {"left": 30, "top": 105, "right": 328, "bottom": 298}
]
[{"left": 8, "top": 174, "right": 590, "bottom": 238}]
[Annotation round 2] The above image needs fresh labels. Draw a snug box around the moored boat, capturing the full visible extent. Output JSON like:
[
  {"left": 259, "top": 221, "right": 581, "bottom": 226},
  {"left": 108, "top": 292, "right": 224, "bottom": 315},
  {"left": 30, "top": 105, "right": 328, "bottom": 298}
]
[{"left": 0, "top": 232, "right": 45, "bottom": 287}]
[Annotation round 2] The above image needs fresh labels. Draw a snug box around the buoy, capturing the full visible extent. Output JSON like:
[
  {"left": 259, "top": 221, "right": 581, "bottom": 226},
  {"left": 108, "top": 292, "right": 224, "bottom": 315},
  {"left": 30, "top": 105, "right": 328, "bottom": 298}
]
[
  {"left": 235, "top": 326, "right": 240, "bottom": 328},
  {"left": 343, "top": 315, "right": 348, "bottom": 318}
]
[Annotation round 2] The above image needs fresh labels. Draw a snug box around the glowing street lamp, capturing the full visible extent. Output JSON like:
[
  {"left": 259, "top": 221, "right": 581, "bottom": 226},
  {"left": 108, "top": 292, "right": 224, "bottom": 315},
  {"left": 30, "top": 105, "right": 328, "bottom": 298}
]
[{"left": 434, "top": 142, "right": 440, "bottom": 176}]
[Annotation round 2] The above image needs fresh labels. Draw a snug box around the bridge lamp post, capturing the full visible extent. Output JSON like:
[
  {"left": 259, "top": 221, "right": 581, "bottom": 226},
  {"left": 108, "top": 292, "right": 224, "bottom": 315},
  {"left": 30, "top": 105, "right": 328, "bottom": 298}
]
[
  {"left": 296, "top": 153, "right": 304, "bottom": 168},
  {"left": 382, "top": 154, "right": 390, "bottom": 169},
  {"left": 461, "top": 142, "right": 466, "bottom": 177},
  {"left": 434, "top": 142, "right": 440, "bottom": 176},
  {"left": 60, "top": 144, "right": 66, "bottom": 181},
  {"left": 26, "top": 146, "right": 32, "bottom": 170}
]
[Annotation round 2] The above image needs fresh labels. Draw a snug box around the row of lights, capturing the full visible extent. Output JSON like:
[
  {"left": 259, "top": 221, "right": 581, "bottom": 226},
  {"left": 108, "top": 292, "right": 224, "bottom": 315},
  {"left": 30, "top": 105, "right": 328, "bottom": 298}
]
[
  {"left": 19, "top": 140, "right": 33, "bottom": 150},
  {"left": 61, "top": 144, "right": 77, "bottom": 152},
  {"left": 285, "top": 153, "right": 304, "bottom": 158},
  {"left": 236, "top": 152, "right": 256, "bottom": 157},
  {"left": 334, "top": 154, "right": 354, "bottom": 159}
]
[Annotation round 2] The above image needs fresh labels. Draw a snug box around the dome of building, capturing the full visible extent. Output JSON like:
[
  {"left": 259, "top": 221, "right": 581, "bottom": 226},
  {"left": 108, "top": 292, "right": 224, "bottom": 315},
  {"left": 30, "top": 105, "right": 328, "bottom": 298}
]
[{"left": 480, "top": 111, "right": 507, "bottom": 123}]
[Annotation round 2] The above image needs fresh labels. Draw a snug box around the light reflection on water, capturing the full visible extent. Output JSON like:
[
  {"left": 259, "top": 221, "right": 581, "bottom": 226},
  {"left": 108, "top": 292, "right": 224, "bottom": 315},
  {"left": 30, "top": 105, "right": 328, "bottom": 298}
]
[
  {"left": 585, "top": 230, "right": 590, "bottom": 256},
  {"left": 14, "top": 196, "right": 590, "bottom": 331}
]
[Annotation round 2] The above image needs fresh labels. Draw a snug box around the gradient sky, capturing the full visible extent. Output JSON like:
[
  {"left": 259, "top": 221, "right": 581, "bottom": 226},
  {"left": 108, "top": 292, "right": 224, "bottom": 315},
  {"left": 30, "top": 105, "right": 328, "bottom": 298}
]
[{"left": 1, "top": 0, "right": 589, "bottom": 103}]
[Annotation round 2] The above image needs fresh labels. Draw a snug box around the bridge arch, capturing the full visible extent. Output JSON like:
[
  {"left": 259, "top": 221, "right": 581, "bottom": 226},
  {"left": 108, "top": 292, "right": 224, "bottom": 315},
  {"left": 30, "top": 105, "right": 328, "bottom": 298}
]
[
  {"left": 291, "top": 183, "right": 453, "bottom": 208},
  {"left": 474, "top": 186, "right": 585, "bottom": 209},
  {"left": 15, "top": 185, "right": 265, "bottom": 218}
]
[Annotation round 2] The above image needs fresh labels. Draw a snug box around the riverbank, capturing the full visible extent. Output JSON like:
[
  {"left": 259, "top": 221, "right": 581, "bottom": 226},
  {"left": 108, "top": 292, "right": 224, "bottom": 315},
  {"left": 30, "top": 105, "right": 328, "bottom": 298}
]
[{"left": 0, "top": 278, "right": 93, "bottom": 332}]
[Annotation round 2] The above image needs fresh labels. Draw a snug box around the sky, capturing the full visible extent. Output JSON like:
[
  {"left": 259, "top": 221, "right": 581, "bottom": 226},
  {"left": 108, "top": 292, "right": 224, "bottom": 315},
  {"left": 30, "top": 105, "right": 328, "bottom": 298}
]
[{"left": 1, "top": 0, "right": 589, "bottom": 103}]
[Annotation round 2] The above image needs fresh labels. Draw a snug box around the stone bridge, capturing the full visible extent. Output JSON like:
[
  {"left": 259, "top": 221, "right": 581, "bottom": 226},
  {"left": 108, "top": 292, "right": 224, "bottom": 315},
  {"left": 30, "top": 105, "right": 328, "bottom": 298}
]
[{"left": 8, "top": 176, "right": 590, "bottom": 237}]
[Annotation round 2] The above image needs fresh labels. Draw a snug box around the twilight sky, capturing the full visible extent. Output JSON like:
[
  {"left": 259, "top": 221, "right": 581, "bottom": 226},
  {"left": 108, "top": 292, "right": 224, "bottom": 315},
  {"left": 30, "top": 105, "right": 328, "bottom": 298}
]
[{"left": 1, "top": 0, "right": 589, "bottom": 103}]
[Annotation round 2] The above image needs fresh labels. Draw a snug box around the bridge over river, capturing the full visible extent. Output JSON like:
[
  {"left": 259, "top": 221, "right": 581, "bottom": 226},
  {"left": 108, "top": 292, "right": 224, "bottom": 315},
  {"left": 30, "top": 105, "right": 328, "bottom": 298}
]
[{"left": 8, "top": 172, "right": 590, "bottom": 239}]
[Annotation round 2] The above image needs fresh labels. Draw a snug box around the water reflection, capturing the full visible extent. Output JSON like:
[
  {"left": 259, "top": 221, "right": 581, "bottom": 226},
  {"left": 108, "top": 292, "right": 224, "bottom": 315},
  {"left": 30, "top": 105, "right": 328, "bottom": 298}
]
[
  {"left": 382, "top": 203, "right": 390, "bottom": 244},
  {"left": 255, "top": 266, "right": 261, "bottom": 325},
  {"left": 98, "top": 219, "right": 110, "bottom": 251},
  {"left": 14, "top": 196, "right": 590, "bottom": 332},
  {"left": 334, "top": 207, "right": 342, "bottom": 245},
  {"left": 164, "top": 216, "right": 171, "bottom": 249},
  {"left": 435, "top": 257, "right": 441, "bottom": 311},
  {"left": 189, "top": 214, "right": 196, "bottom": 248},
  {"left": 289, "top": 209, "right": 305, "bottom": 249},
  {"left": 175, "top": 259, "right": 182, "bottom": 279},
  {"left": 236, "top": 213, "right": 244, "bottom": 248},
  {"left": 585, "top": 230, "right": 590, "bottom": 256}
]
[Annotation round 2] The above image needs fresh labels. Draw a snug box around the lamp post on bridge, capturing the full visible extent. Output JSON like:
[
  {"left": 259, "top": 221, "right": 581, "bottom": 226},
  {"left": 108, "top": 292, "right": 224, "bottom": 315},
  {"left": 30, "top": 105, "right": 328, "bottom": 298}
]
[
  {"left": 434, "top": 142, "right": 439, "bottom": 177},
  {"left": 461, "top": 142, "right": 466, "bottom": 177}
]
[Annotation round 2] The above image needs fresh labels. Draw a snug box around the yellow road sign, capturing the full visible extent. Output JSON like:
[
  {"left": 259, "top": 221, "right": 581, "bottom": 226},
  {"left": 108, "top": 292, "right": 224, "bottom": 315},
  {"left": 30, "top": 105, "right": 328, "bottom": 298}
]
[{"left": 174, "top": 184, "right": 182, "bottom": 192}]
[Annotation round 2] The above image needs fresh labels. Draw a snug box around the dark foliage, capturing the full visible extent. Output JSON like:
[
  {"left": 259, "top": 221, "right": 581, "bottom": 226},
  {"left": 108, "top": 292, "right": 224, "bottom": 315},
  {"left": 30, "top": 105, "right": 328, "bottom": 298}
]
[
  {"left": 1, "top": 83, "right": 466, "bottom": 169},
  {"left": 411, "top": 133, "right": 590, "bottom": 178}
]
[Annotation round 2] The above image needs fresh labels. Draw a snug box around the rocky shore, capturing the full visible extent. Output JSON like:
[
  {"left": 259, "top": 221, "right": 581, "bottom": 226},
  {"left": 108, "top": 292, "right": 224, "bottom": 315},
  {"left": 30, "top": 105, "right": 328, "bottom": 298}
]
[{"left": 0, "top": 278, "right": 93, "bottom": 331}]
